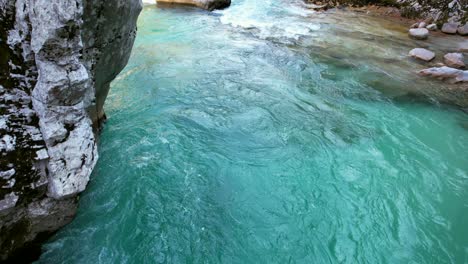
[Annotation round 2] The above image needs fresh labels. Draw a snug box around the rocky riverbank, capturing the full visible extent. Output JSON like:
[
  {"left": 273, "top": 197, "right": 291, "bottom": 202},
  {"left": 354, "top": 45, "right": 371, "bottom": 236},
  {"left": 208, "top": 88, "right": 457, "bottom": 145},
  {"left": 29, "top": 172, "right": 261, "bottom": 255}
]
[
  {"left": 304, "top": 0, "right": 467, "bottom": 107},
  {"left": 0, "top": 0, "right": 141, "bottom": 261},
  {"left": 304, "top": 0, "right": 467, "bottom": 25}
]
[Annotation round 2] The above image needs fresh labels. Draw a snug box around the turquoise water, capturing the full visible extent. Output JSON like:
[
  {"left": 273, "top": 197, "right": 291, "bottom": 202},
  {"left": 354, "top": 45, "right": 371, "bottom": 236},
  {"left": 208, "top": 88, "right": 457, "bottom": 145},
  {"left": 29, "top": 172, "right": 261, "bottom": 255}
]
[{"left": 39, "top": 1, "right": 468, "bottom": 263}]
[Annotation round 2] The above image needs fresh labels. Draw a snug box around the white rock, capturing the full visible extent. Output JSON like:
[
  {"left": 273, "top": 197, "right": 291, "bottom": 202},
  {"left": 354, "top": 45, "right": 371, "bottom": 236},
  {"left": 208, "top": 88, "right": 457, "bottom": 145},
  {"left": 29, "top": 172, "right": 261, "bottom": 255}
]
[
  {"left": 0, "top": 135, "right": 16, "bottom": 152},
  {"left": 419, "top": 66, "right": 468, "bottom": 82},
  {"left": 0, "top": 193, "right": 19, "bottom": 212},
  {"left": 444, "top": 53, "right": 465, "bottom": 68},
  {"left": 35, "top": 149, "right": 49, "bottom": 160},
  {"left": 426, "top": 24, "right": 437, "bottom": 31},
  {"left": 409, "top": 48, "right": 435, "bottom": 61},
  {"left": 441, "top": 22, "right": 459, "bottom": 34},
  {"left": 409, "top": 28, "right": 429, "bottom": 40},
  {"left": 0, "top": 169, "right": 16, "bottom": 180}
]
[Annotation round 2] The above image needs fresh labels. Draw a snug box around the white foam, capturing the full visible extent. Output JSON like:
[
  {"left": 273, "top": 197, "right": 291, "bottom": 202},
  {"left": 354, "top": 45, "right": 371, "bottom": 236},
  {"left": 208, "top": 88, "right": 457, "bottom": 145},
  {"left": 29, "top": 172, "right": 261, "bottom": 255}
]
[
  {"left": 217, "top": 0, "right": 320, "bottom": 41},
  {"left": 142, "top": 0, "right": 156, "bottom": 5}
]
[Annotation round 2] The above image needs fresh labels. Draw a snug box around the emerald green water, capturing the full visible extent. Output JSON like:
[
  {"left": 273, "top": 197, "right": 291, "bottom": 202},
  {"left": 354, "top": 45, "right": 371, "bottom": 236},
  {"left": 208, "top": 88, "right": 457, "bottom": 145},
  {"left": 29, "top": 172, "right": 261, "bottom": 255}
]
[{"left": 39, "top": 1, "right": 468, "bottom": 263}]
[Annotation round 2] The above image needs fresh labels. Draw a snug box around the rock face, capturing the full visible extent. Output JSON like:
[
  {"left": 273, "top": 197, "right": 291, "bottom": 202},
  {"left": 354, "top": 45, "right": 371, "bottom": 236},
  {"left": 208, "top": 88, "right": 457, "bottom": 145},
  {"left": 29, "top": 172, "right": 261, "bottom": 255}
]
[
  {"left": 156, "top": 0, "right": 231, "bottom": 11},
  {"left": 409, "top": 28, "right": 429, "bottom": 40},
  {"left": 0, "top": 0, "right": 142, "bottom": 261},
  {"left": 409, "top": 48, "right": 435, "bottom": 61},
  {"left": 444, "top": 53, "right": 465, "bottom": 68}
]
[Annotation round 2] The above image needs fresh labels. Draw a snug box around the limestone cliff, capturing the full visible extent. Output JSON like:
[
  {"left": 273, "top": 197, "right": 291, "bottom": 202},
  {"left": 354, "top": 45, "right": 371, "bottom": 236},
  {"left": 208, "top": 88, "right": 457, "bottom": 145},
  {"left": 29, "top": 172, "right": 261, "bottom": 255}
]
[{"left": 0, "top": 0, "right": 142, "bottom": 261}]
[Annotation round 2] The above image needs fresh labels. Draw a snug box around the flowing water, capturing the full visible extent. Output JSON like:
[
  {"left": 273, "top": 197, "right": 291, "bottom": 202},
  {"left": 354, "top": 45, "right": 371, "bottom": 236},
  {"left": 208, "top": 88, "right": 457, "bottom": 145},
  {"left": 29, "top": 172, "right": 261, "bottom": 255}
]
[{"left": 38, "top": 0, "right": 468, "bottom": 263}]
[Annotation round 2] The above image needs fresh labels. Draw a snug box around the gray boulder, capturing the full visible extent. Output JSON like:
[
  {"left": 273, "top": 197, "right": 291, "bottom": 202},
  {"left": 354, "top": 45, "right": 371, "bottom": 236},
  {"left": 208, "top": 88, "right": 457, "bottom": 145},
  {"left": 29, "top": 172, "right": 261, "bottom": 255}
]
[
  {"left": 444, "top": 53, "right": 465, "bottom": 68},
  {"left": 409, "top": 28, "right": 429, "bottom": 40},
  {"left": 457, "top": 24, "right": 468, "bottom": 35},
  {"left": 441, "top": 23, "right": 459, "bottom": 34},
  {"left": 409, "top": 48, "right": 435, "bottom": 61}
]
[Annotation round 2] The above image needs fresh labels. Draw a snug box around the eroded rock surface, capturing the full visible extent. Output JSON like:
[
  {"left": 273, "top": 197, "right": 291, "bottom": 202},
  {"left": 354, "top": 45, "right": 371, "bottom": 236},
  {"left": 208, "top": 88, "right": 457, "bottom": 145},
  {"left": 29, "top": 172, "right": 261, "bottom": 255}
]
[{"left": 0, "top": 0, "right": 142, "bottom": 261}]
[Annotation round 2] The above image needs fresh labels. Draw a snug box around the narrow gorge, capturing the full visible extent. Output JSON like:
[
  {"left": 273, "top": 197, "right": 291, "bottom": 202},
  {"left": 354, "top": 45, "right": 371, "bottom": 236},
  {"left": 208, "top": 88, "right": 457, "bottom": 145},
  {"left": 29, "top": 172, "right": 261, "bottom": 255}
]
[{"left": 1, "top": 0, "right": 468, "bottom": 263}]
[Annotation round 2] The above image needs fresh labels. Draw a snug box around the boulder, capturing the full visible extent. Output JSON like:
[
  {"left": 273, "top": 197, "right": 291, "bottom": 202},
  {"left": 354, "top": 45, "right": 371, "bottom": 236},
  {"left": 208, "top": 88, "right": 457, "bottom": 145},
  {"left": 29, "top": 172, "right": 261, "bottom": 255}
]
[
  {"left": 409, "top": 28, "right": 429, "bottom": 40},
  {"left": 418, "top": 22, "right": 427, "bottom": 28},
  {"left": 444, "top": 53, "right": 465, "bottom": 68},
  {"left": 441, "top": 23, "right": 459, "bottom": 34},
  {"left": 410, "top": 22, "right": 419, "bottom": 28},
  {"left": 156, "top": 0, "right": 231, "bottom": 10},
  {"left": 409, "top": 48, "right": 435, "bottom": 61},
  {"left": 457, "top": 24, "right": 468, "bottom": 35},
  {"left": 426, "top": 24, "right": 437, "bottom": 31},
  {"left": 419, "top": 66, "right": 468, "bottom": 83}
]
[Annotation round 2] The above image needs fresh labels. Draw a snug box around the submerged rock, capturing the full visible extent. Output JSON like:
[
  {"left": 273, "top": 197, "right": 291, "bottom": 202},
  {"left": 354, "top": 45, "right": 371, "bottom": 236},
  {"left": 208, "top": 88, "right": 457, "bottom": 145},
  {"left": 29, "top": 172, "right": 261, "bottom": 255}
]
[
  {"left": 459, "top": 41, "right": 468, "bottom": 53},
  {"left": 0, "top": 0, "right": 142, "bottom": 261},
  {"left": 444, "top": 53, "right": 465, "bottom": 68},
  {"left": 409, "top": 48, "right": 435, "bottom": 61},
  {"left": 156, "top": 0, "right": 231, "bottom": 11},
  {"left": 419, "top": 66, "right": 468, "bottom": 82},
  {"left": 441, "top": 22, "right": 459, "bottom": 34},
  {"left": 409, "top": 28, "right": 429, "bottom": 40}
]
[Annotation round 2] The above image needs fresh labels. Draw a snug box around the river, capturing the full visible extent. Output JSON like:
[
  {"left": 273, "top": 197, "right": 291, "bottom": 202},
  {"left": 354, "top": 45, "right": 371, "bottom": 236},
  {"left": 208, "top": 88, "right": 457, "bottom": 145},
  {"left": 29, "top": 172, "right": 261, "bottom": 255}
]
[{"left": 38, "top": 0, "right": 468, "bottom": 263}]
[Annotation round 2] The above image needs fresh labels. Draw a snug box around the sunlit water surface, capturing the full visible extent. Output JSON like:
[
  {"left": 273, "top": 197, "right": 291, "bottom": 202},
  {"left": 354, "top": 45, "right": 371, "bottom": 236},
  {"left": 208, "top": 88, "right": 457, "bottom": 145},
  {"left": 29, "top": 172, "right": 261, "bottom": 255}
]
[{"left": 39, "top": 0, "right": 468, "bottom": 263}]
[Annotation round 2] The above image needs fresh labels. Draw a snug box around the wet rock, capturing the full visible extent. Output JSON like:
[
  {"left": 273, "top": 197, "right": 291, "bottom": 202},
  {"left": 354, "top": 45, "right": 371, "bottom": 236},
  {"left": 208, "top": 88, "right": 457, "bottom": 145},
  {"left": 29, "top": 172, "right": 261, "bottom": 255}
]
[
  {"left": 419, "top": 66, "right": 468, "bottom": 83},
  {"left": 409, "top": 28, "right": 429, "bottom": 40},
  {"left": 444, "top": 53, "right": 465, "bottom": 68},
  {"left": 0, "top": 0, "right": 142, "bottom": 261},
  {"left": 459, "top": 41, "right": 468, "bottom": 53},
  {"left": 157, "top": 0, "right": 231, "bottom": 10},
  {"left": 441, "top": 22, "right": 459, "bottom": 34},
  {"left": 426, "top": 24, "right": 437, "bottom": 31},
  {"left": 409, "top": 48, "right": 435, "bottom": 61},
  {"left": 457, "top": 24, "right": 468, "bottom": 35},
  {"left": 418, "top": 22, "right": 427, "bottom": 28}
]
